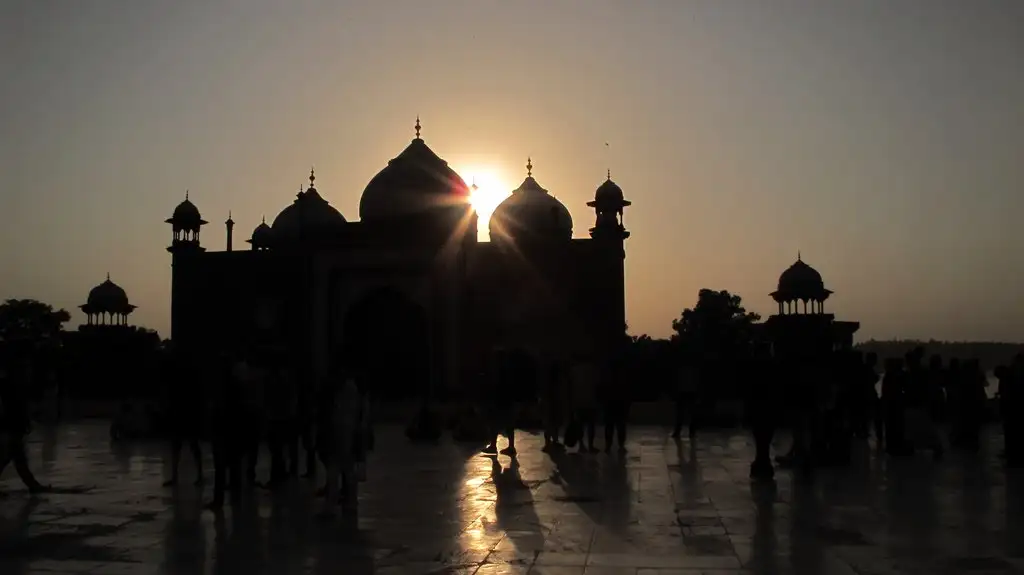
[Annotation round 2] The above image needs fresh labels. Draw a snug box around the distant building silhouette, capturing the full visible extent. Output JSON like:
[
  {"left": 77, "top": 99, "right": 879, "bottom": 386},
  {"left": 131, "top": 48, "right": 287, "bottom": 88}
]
[
  {"left": 66, "top": 276, "right": 161, "bottom": 399},
  {"left": 163, "top": 120, "right": 630, "bottom": 399},
  {"left": 79, "top": 274, "right": 137, "bottom": 328},
  {"left": 762, "top": 255, "right": 859, "bottom": 358}
]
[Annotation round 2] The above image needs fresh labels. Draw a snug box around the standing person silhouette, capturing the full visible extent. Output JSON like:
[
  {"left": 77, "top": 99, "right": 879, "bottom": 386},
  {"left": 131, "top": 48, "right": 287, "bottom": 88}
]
[
  {"left": 295, "top": 377, "right": 318, "bottom": 478},
  {"left": 959, "top": 359, "right": 987, "bottom": 453},
  {"left": 568, "top": 351, "right": 600, "bottom": 453},
  {"left": 882, "top": 357, "right": 910, "bottom": 456},
  {"left": 860, "top": 352, "right": 883, "bottom": 446},
  {"left": 206, "top": 349, "right": 245, "bottom": 512},
  {"left": 482, "top": 347, "right": 521, "bottom": 456},
  {"left": 601, "top": 344, "right": 630, "bottom": 453},
  {"left": 161, "top": 345, "right": 204, "bottom": 487},
  {"left": 541, "top": 358, "right": 567, "bottom": 452},
  {"left": 671, "top": 351, "right": 701, "bottom": 440},
  {"left": 777, "top": 351, "right": 819, "bottom": 470},
  {"left": 1002, "top": 354, "right": 1024, "bottom": 467},
  {"left": 264, "top": 350, "right": 296, "bottom": 487},
  {"left": 239, "top": 350, "right": 267, "bottom": 486},
  {"left": 747, "top": 343, "right": 779, "bottom": 479}
]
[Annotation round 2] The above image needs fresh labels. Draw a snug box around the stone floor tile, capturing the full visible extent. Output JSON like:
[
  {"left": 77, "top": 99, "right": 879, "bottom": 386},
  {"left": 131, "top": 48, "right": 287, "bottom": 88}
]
[
  {"left": 528, "top": 567, "right": 587, "bottom": 575},
  {"left": 89, "top": 563, "right": 165, "bottom": 575},
  {"left": 589, "top": 554, "right": 742, "bottom": 570},
  {"left": 582, "top": 567, "right": 639, "bottom": 575},
  {"left": 635, "top": 570, "right": 737, "bottom": 575},
  {"left": 476, "top": 563, "right": 533, "bottom": 575},
  {"left": 534, "top": 551, "right": 589, "bottom": 566}
]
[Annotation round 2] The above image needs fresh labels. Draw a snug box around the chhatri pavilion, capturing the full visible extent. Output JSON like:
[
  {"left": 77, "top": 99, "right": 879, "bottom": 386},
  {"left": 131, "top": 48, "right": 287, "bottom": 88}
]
[{"left": 762, "top": 254, "right": 860, "bottom": 358}]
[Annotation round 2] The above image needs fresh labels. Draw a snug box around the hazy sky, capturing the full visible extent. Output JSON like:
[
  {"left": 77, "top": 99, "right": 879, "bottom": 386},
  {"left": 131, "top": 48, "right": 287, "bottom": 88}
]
[{"left": 2, "top": 0, "right": 1022, "bottom": 342}]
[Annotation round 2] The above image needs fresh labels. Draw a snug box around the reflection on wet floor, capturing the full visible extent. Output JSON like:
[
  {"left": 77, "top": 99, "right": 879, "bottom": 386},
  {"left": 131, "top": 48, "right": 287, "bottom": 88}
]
[{"left": 1, "top": 422, "right": 1022, "bottom": 574}]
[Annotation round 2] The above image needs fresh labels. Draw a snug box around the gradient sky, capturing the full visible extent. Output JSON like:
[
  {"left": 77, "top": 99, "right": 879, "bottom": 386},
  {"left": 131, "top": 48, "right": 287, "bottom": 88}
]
[{"left": 2, "top": 0, "right": 1022, "bottom": 342}]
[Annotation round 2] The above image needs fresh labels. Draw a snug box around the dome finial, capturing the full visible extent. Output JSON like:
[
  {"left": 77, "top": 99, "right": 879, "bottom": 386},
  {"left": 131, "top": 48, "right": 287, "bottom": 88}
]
[
  {"left": 309, "top": 166, "right": 315, "bottom": 187},
  {"left": 415, "top": 116, "right": 421, "bottom": 139},
  {"left": 605, "top": 141, "right": 611, "bottom": 181},
  {"left": 106, "top": 272, "right": 110, "bottom": 281},
  {"left": 185, "top": 189, "right": 189, "bottom": 201},
  {"left": 262, "top": 215, "right": 266, "bottom": 224},
  {"left": 797, "top": 250, "right": 802, "bottom": 261},
  {"left": 526, "top": 157, "right": 533, "bottom": 177}
]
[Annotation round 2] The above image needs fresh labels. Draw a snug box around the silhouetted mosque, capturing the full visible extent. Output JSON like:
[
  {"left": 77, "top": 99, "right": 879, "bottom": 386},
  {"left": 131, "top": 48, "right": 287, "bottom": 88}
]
[
  {"left": 762, "top": 255, "right": 859, "bottom": 357},
  {"left": 164, "top": 120, "right": 630, "bottom": 398}
]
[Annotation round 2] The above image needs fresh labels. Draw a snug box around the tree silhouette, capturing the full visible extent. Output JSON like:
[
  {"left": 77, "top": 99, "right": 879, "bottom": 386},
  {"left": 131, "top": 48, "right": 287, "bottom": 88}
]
[
  {"left": 671, "top": 289, "right": 760, "bottom": 363},
  {"left": 625, "top": 332, "right": 676, "bottom": 399},
  {"left": 0, "top": 299, "right": 71, "bottom": 345}
]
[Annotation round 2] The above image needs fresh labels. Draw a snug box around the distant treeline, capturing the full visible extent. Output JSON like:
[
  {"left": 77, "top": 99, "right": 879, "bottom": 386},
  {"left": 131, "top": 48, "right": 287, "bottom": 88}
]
[{"left": 854, "top": 339, "right": 1023, "bottom": 372}]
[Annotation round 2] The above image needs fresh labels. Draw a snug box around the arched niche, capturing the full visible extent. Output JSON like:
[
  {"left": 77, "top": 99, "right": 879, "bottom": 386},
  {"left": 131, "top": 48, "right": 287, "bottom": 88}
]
[{"left": 334, "top": 286, "right": 431, "bottom": 400}]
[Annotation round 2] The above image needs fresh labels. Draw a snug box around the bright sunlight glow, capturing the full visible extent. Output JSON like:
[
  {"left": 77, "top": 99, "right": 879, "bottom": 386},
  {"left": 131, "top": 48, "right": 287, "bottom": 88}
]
[{"left": 460, "top": 167, "right": 511, "bottom": 232}]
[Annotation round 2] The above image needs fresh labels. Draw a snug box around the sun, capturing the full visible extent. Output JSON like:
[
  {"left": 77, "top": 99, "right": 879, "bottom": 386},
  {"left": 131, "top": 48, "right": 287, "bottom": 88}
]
[{"left": 460, "top": 167, "right": 510, "bottom": 226}]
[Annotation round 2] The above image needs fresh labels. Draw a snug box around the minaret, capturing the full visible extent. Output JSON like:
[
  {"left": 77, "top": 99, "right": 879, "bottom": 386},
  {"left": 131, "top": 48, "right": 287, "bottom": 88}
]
[
  {"left": 165, "top": 190, "right": 207, "bottom": 254},
  {"left": 587, "top": 171, "right": 631, "bottom": 353},
  {"left": 164, "top": 191, "right": 207, "bottom": 343},
  {"left": 587, "top": 170, "right": 631, "bottom": 243},
  {"left": 225, "top": 211, "right": 235, "bottom": 252}
]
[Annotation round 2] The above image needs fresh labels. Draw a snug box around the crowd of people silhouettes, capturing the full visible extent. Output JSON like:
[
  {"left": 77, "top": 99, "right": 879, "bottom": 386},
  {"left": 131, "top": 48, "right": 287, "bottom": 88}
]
[{"left": 2, "top": 341, "right": 1023, "bottom": 509}]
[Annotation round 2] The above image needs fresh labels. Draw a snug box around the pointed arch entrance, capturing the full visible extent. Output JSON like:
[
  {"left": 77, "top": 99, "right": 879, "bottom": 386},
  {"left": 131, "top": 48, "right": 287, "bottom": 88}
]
[{"left": 338, "top": 287, "right": 431, "bottom": 400}]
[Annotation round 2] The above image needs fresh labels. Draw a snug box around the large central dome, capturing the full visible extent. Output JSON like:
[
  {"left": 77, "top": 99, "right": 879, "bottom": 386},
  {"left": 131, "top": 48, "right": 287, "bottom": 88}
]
[{"left": 359, "top": 119, "right": 470, "bottom": 222}]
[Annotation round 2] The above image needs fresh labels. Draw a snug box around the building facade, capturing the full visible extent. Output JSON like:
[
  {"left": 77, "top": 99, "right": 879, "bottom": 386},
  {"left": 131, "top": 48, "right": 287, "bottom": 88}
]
[{"left": 164, "top": 121, "right": 630, "bottom": 399}]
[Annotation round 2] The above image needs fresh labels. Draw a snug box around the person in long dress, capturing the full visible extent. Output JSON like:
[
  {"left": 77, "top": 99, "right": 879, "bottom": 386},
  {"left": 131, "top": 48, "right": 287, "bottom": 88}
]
[
  {"left": 568, "top": 353, "right": 600, "bottom": 453},
  {"left": 320, "top": 374, "right": 362, "bottom": 517}
]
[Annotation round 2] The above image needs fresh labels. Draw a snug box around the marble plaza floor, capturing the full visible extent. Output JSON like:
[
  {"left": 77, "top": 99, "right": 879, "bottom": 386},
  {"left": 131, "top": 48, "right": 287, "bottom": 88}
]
[{"left": 1, "top": 423, "right": 1022, "bottom": 575}]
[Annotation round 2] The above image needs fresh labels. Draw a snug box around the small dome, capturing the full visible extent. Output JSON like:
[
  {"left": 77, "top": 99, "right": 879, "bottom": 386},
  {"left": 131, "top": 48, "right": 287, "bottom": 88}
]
[
  {"left": 595, "top": 177, "right": 623, "bottom": 204},
  {"left": 271, "top": 171, "right": 346, "bottom": 241},
  {"left": 85, "top": 275, "right": 131, "bottom": 312},
  {"left": 587, "top": 172, "right": 631, "bottom": 211},
  {"left": 167, "top": 192, "right": 205, "bottom": 230},
  {"left": 359, "top": 120, "right": 470, "bottom": 222},
  {"left": 772, "top": 255, "right": 831, "bottom": 302},
  {"left": 489, "top": 159, "right": 572, "bottom": 243},
  {"left": 248, "top": 218, "right": 273, "bottom": 247}
]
